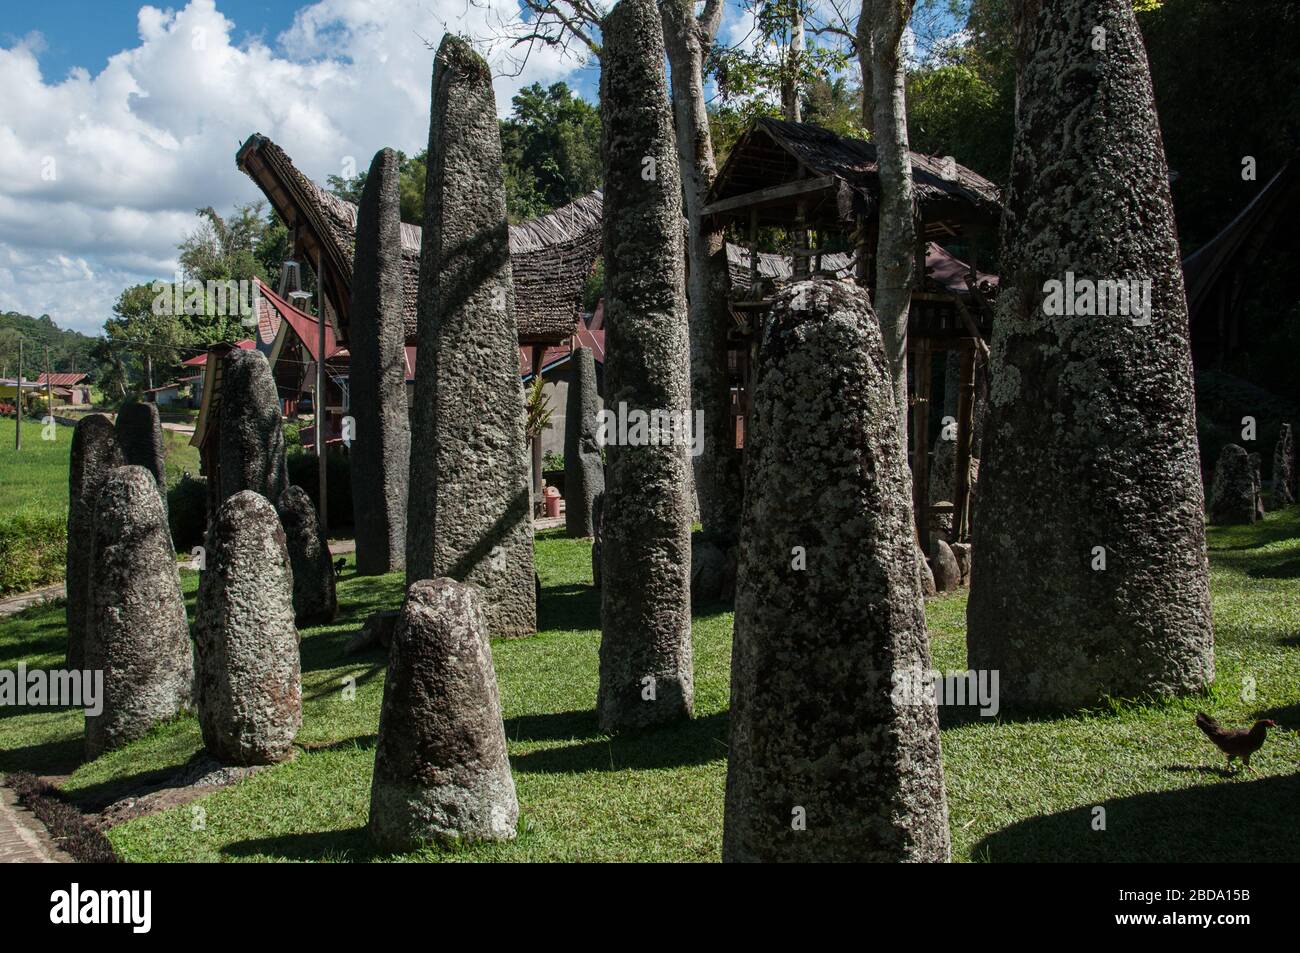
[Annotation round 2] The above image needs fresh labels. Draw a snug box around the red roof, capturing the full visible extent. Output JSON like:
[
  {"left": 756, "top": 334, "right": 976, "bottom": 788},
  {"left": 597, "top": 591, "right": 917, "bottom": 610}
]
[
  {"left": 259, "top": 278, "right": 341, "bottom": 361},
  {"left": 519, "top": 321, "right": 604, "bottom": 378},
  {"left": 182, "top": 339, "right": 255, "bottom": 367},
  {"left": 35, "top": 372, "right": 88, "bottom": 387}
]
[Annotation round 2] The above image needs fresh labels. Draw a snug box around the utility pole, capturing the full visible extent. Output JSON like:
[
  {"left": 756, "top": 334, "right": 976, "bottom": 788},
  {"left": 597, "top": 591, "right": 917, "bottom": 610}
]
[
  {"left": 14, "top": 337, "right": 22, "bottom": 450},
  {"left": 44, "top": 345, "right": 53, "bottom": 419}
]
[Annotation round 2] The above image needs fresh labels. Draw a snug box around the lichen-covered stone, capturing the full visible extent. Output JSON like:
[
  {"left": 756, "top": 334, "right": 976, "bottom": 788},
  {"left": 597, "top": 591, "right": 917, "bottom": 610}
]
[
  {"left": 195, "top": 491, "right": 301, "bottom": 765},
  {"left": 277, "top": 485, "right": 338, "bottom": 626},
  {"left": 1274, "top": 423, "right": 1295, "bottom": 507},
  {"left": 967, "top": 0, "right": 1214, "bottom": 708},
  {"left": 595, "top": 0, "right": 694, "bottom": 733},
  {"left": 1209, "top": 444, "right": 1255, "bottom": 524},
  {"left": 564, "top": 345, "right": 604, "bottom": 537},
  {"left": 84, "top": 466, "right": 193, "bottom": 758},
  {"left": 929, "top": 433, "right": 956, "bottom": 535},
  {"left": 724, "top": 278, "right": 950, "bottom": 862},
  {"left": 930, "top": 539, "right": 961, "bottom": 593},
  {"left": 369, "top": 578, "right": 518, "bottom": 850},
  {"left": 406, "top": 35, "right": 535, "bottom": 639},
  {"left": 115, "top": 401, "right": 167, "bottom": 516},
  {"left": 218, "top": 349, "right": 288, "bottom": 507},
  {"left": 66, "top": 414, "right": 124, "bottom": 670},
  {"left": 1248, "top": 451, "right": 1266, "bottom": 519},
  {"left": 350, "top": 147, "right": 411, "bottom": 575}
]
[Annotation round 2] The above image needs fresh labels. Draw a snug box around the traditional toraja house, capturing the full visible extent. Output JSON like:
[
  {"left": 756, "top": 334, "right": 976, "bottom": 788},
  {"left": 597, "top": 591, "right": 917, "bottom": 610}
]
[
  {"left": 234, "top": 133, "right": 602, "bottom": 353},
  {"left": 704, "top": 118, "right": 1002, "bottom": 550}
]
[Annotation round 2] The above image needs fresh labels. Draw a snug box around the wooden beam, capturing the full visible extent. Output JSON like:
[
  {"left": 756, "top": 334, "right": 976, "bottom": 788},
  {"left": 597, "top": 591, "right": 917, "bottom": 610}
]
[
  {"left": 702, "top": 175, "right": 835, "bottom": 218},
  {"left": 954, "top": 340, "right": 976, "bottom": 542},
  {"left": 912, "top": 338, "right": 933, "bottom": 555}
]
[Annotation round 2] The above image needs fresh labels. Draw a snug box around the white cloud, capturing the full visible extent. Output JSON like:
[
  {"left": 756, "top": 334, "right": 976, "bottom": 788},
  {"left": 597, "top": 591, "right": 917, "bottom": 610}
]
[{"left": 0, "top": 0, "right": 583, "bottom": 334}]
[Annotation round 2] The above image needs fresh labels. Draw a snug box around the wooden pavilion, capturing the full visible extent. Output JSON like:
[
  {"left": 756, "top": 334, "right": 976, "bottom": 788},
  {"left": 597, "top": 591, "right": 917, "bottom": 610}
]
[{"left": 704, "top": 118, "right": 1003, "bottom": 550}]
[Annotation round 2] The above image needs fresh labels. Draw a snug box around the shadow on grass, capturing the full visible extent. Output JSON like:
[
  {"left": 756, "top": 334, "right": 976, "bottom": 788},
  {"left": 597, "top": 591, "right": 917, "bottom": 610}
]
[
  {"left": 221, "top": 824, "right": 382, "bottom": 862},
  {"left": 0, "top": 734, "right": 82, "bottom": 776},
  {"left": 538, "top": 582, "right": 600, "bottom": 634},
  {"left": 510, "top": 711, "right": 729, "bottom": 774},
  {"left": 974, "top": 772, "right": 1300, "bottom": 862},
  {"left": 1246, "top": 555, "right": 1300, "bottom": 580}
]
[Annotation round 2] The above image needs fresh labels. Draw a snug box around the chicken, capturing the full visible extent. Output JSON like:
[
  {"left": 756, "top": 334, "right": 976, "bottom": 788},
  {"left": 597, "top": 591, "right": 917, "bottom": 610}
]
[
  {"left": 333, "top": 557, "right": 346, "bottom": 578},
  {"left": 1195, "top": 712, "right": 1277, "bottom": 772}
]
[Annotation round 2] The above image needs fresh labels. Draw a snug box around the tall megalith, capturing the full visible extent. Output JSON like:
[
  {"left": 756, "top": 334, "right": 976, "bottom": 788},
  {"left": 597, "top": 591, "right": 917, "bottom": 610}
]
[
  {"left": 218, "top": 349, "right": 288, "bottom": 507},
  {"left": 723, "top": 279, "right": 950, "bottom": 862},
  {"left": 66, "top": 414, "right": 124, "bottom": 670},
  {"left": 115, "top": 400, "right": 167, "bottom": 514},
  {"left": 967, "top": 0, "right": 1214, "bottom": 708},
  {"left": 564, "top": 345, "right": 604, "bottom": 537},
  {"left": 1210, "top": 444, "right": 1256, "bottom": 524},
  {"left": 84, "top": 466, "right": 193, "bottom": 759},
  {"left": 594, "top": 0, "right": 694, "bottom": 733},
  {"left": 350, "top": 147, "right": 411, "bottom": 575},
  {"left": 369, "top": 578, "right": 518, "bottom": 850},
  {"left": 194, "top": 491, "right": 301, "bottom": 765},
  {"left": 406, "top": 35, "right": 535, "bottom": 639}
]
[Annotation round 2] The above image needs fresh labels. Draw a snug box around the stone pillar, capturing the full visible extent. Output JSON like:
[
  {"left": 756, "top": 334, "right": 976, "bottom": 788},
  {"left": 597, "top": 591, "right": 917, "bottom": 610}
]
[
  {"left": 115, "top": 400, "right": 167, "bottom": 515},
  {"left": 278, "top": 485, "right": 337, "bottom": 626},
  {"left": 967, "top": 0, "right": 1214, "bottom": 708},
  {"left": 218, "top": 349, "right": 288, "bottom": 507},
  {"left": 66, "top": 414, "right": 123, "bottom": 670},
  {"left": 194, "top": 491, "right": 301, "bottom": 765},
  {"left": 84, "top": 466, "right": 193, "bottom": 759},
  {"left": 406, "top": 35, "right": 535, "bottom": 639},
  {"left": 369, "top": 578, "right": 518, "bottom": 850},
  {"left": 723, "top": 278, "right": 950, "bottom": 862},
  {"left": 564, "top": 345, "right": 604, "bottom": 537},
  {"left": 350, "top": 147, "right": 411, "bottom": 575},
  {"left": 1274, "top": 423, "right": 1295, "bottom": 507},
  {"left": 595, "top": 0, "right": 694, "bottom": 732}
]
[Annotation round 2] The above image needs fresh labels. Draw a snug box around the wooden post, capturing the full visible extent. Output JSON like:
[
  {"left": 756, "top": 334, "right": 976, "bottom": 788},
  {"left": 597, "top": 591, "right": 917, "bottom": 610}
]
[
  {"left": 749, "top": 207, "right": 759, "bottom": 298},
  {"left": 14, "top": 337, "right": 22, "bottom": 450},
  {"left": 793, "top": 198, "right": 808, "bottom": 279},
  {"left": 44, "top": 346, "right": 53, "bottom": 416},
  {"left": 316, "top": 267, "right": 329, "bottom": 539},
  {"left": 912, "top": 337, "right": 932, "bottom": 554},
  {"left": 954, "top": 339, "right": 976, "bottom": 541},
  {"left": 531, "top": 346, "right": 545, "bottom": 516}
]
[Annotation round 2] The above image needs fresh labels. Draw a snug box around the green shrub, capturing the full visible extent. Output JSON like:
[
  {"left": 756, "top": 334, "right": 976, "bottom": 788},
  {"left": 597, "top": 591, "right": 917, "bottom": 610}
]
[
  {"left": 168, "top": 473, "right": 208, "bottom": 553},
  {"left": 287, "top": 448, "right": 353, "bottom": 531},
  {"left": 0, "top": 512, "right": 66, "bottom": 596}
]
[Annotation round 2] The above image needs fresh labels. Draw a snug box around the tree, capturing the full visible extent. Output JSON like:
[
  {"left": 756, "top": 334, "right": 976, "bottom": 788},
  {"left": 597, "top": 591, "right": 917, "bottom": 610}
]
[
  {"left": 105, "top": 284, "right": 188, "bottom": 392},
  {"left": 500, "top": 82, "right": 602, "bottom": 215}
]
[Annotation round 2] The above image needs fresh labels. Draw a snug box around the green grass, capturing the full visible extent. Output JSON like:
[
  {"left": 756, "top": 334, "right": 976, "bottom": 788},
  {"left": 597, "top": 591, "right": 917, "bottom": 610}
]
[
  {"left": 0, "top": 419, "right": 73, "bottom": 518},
  {"left": 2, "top": 516, "right": 1298, "bottom": 863}
]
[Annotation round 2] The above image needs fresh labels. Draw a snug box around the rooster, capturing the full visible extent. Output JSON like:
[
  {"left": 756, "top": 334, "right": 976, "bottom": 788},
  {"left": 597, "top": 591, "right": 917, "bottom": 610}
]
[{"left": 1195, "top": 713, "right": 1277, "bottom": 772}]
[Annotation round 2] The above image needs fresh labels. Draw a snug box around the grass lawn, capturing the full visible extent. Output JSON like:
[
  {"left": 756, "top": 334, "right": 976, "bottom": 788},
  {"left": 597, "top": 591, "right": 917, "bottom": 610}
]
[
  {"left": 0, "top": 418, "right": 73, "bottom": 518},
  {"left": 1, "top": 515, "right": 1297, "bottom": 863}
]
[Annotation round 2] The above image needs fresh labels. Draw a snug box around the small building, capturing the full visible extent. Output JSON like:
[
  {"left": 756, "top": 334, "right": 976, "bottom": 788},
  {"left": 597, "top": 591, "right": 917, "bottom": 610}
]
[{"left": 35, "top": 372, "right": 92, "bottom": 405}]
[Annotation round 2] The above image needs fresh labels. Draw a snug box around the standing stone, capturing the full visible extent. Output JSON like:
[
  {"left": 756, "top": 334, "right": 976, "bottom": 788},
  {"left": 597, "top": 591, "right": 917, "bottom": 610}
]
[
  {"left": 369, "top": 578, "right": 518, "bottom": 850},
  {"left": 724, "top": 278, "right": 950, "bottom": 862},
  {"left": 929, "top": 432, "right": 957, "bottom": 536},
  {"left": 66, "top": 414, "right": 124, "bottom": 670},
  {"left": 218, "top": 349, "right": 288, "bottom": 507},
  {"left": 930, "top": 539, "right": 961, "bottom": 593},
  {"left": 967, "top": 0, "right": 1214, "bottom": 708},
  {"left": 350, "top": 147, "right": 411, "bottom": 575},
  {"left": 1274, "top": 423, "right": 1295, "bottom": 506},
  {"left": 115, "top": 401, "right": 167, "bottom": 513},
  {"left": 564, "top": 345, "right": 604, "bottom": 537},
  {"left": 406, "top": 35, "right": 535, "bottom": 639},
  {"left": 194, "top": 491, "right": 301, "bottom": 765},
  {"left": 278, "top": 485, "right": 338, "bottom": 626},
  {"left": 1209, "top": 444, "right": 1256, "bottom": 524},
  {"left": 84, "top": 466, "right": 193, "bottom": 759},
  {"left": 595, "top": 0, "right": 694, "bottom": 733}
]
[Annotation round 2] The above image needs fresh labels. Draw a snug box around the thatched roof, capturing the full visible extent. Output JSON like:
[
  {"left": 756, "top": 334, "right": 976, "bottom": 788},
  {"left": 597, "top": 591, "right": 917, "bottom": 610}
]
[
  {"left": 236, "top": 134, "right": 602, "bottom": 345},
  {"left": 707, "top": 118, "right": 1001, "bottom": 237}
]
